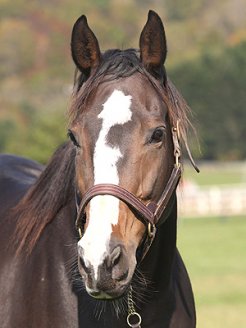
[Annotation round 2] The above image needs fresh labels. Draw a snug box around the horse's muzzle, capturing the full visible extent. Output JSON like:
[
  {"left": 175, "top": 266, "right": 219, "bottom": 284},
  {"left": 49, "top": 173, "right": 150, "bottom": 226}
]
[{"left": 78, "top": 243, "right": 133, "bottom": 299}]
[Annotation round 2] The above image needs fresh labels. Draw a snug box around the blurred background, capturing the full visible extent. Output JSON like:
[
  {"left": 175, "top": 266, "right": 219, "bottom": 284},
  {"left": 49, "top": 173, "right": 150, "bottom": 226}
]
[{"left": 0, "top": 0, "right": 245, "bottom": 326}]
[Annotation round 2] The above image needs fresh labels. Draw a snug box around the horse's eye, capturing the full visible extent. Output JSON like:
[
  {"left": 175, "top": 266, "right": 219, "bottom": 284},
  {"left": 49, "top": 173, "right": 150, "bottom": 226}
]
[
  {"left": 150, "top": 128, "right": 165, "bottom": 144},
  {"left": 68, "top": 130, "right": 80, "bottom": 148}
]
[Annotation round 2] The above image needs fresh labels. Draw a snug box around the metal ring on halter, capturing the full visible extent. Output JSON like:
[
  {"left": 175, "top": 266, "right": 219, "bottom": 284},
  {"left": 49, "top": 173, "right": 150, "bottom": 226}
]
[
  {"left": 175, "top": 149, "right": 181, "bottom": 168},
  {"left": 78, "top": 227, "right": 83, "bottom": 239},
  {"left": 127, "top": 312, "right": 142, "bottom": 328},
  {"left": 148, "top": 222, "right": 156, "bottom": 238},
  {"left": 172, "top": 124, "right": 181, "bottom": 169}
]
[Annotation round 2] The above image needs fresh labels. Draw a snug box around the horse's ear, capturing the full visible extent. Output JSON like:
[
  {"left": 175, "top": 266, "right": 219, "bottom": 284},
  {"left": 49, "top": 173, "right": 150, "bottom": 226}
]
[
  {"left": 139, "top": 10, "right": 167, "bottom": 78},
  {"left": 71, "top": 15, "right": 101, "bottom": 76}
]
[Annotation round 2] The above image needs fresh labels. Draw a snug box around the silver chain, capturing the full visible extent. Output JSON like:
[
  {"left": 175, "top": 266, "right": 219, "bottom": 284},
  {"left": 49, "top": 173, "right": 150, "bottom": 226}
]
[{"left": 127, "top": 286, "right": 142, "bottom": 328}]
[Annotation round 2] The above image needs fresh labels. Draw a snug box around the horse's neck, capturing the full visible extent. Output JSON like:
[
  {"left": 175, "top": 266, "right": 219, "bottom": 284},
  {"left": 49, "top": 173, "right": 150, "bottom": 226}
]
[{"left": 139, "top": 196, "right": 177, "bottom": 290}]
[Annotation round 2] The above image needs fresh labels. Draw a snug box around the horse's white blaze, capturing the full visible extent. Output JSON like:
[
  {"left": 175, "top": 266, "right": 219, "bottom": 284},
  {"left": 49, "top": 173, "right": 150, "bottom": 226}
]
[{"left": 78, "top": 90, "right": 132, "bottom": 280}]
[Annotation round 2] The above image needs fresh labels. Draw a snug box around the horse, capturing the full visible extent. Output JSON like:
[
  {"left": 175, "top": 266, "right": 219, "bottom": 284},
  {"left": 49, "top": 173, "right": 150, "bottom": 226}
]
[{"left": 0, "top": 10, "right": 197, "bottom": 328}]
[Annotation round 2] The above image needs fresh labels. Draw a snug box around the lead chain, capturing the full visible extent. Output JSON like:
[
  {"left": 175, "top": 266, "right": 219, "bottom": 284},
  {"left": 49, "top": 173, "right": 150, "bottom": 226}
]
[{"left": 127, "top": 286, "right": 142, "bottom": 328}]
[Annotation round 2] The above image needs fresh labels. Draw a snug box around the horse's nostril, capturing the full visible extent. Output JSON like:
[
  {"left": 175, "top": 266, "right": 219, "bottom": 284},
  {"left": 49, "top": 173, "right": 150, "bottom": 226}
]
[
  {"left": 79, "top": 256, "right": 85, "bottom": 269},
  {"left": 115, "top": 269, "right": 129, "bottom": 282},
  {"left": 78, "top": 245, "right": 90, "bottom": 274},
  {"left": 79, "top": 256, "right": 90, "bottom": 274},
  {"left": 109, "top": 245, "right": 122, "bottom": 268}
]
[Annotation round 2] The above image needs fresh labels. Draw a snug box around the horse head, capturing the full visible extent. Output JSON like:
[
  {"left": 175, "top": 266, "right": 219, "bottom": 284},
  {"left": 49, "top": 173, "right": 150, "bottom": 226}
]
[{"left": 69, "top": 11, "right": 178, "bottom": 300}]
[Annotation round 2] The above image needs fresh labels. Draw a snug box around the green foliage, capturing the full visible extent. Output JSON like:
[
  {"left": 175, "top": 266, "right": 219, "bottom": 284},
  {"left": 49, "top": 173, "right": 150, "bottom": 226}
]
[
  {"left": 0, "top": 119, "right": 17, "bottom": 150},
  {"left": 165, "top": 0, "right": 206, "bottom": 20},
  {"left": 1, "top": 108, "right": 66, "bottom": 164},
  {"left": 169, "top": 41, "right": 246, "bottom": 160},
  {"left": 0, "top": 0, "right": 246, "bottom": 163}
]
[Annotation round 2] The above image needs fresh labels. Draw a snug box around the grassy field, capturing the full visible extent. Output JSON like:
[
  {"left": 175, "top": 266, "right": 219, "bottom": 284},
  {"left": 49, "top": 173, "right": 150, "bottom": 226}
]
[
  {"left": 183, "top": 162, "right": 246, "bottom": 186},
  {"left": 177, "top": 216, "right": 246, "bottom": 328}
]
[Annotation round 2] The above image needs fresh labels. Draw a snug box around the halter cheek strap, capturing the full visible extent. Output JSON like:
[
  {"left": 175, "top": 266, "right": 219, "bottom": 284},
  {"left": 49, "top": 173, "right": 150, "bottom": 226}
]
[{"left": 75, "top": 125, "right": 182, "bottom": 260}]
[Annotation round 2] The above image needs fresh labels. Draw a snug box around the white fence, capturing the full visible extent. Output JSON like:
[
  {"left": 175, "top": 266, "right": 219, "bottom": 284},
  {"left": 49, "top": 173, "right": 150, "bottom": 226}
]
[{"left": 177, "top": 183, "right": 246, "bottom": 218}]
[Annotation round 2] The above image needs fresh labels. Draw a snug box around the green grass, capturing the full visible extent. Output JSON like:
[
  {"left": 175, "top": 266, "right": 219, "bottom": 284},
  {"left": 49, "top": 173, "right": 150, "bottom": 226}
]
[
  {"left": 177, "top": 216, "right": 246, "bottom": 328},
  {"left": 184, "top": 162, "right": 246, "bottom": 186}
]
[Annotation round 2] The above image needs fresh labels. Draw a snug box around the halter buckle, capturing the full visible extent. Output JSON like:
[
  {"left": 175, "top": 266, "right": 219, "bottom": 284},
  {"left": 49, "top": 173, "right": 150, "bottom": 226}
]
[
  {"left": 172, "top": 121, "right": 181, "bottom": 169},
  {"left": 78, "top": 227, "right": 83, "bottom": 239},
  {"left": 148, "top": 222, "right": 156, "bottom": 239}
]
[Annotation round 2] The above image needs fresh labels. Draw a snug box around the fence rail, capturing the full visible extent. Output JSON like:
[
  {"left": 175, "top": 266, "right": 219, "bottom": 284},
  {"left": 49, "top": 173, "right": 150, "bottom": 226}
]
[{"left": 177, "top": 183, "right": 246, "bottom": 218}]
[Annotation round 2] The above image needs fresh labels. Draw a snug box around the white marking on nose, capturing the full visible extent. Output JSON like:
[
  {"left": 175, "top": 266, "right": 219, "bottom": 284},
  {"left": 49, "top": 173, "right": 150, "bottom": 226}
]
[{"left": 78, "top": 90, "right": 132, "bottom": 279}]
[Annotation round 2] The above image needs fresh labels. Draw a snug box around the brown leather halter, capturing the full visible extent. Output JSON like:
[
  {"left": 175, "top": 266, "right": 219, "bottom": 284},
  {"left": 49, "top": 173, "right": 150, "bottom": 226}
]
[{"left": 75, "top": 124, "right": 182, "bottom": 261}]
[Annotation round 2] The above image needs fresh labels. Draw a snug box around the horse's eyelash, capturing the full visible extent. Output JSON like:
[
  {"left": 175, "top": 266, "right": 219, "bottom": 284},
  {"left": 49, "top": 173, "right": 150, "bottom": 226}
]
[{"left": 68, "top": 130, "right": 80, "bottom": 148}]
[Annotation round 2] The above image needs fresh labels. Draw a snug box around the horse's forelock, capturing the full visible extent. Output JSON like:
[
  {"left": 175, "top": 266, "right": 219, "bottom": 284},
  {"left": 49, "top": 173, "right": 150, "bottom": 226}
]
[
  {"left": 69, "top": 49, "right": 150, "bottom": 124},
  {"left": 68, "top": 50, "right": 193, "bottom": 156}
]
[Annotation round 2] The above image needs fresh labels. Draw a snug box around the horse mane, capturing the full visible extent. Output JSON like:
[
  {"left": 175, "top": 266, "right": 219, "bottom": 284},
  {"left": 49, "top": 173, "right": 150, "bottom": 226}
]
[
  {"left": 13, "top": 142, "right": 76, "bottom": 255},
  {"left": 14, "top": 48, "right": 196, "bottom": 255}
]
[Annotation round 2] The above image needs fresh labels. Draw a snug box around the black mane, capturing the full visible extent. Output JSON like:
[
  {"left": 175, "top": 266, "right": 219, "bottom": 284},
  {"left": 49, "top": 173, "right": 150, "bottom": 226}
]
[
  {"left": 75, "top": 49, "right": 144, "bottom": 91},
  {"left": 13, "top": 142, "right": 76, "bottom": 254}
]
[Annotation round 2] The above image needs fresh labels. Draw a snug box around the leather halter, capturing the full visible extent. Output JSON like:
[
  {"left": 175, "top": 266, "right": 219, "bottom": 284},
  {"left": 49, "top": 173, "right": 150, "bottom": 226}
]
[{"left": 75, "top": 124, "right": 182, "bottom": 260}]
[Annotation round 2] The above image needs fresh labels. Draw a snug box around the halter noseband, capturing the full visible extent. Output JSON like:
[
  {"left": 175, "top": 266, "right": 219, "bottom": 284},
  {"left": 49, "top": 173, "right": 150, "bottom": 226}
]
[{"left": 75, "top": 124, "right": 182, "bottom": 260}]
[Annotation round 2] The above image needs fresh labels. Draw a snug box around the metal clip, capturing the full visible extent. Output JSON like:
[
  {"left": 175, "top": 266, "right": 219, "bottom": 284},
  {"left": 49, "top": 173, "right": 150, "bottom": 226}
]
[
  {"left": 127, "top": 312, "right": 142, "bottom": 328},
  {"left": 172, "top": 121, "right": 181, "bottom": 169},
  {"left": 127, "top": 286, "right": 142, "bottom": 328}
]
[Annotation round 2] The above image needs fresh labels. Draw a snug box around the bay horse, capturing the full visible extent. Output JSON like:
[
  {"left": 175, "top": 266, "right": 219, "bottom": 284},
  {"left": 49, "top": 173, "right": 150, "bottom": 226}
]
[{"left": 0, "top": 10, "right": 197, "bottom": 328}]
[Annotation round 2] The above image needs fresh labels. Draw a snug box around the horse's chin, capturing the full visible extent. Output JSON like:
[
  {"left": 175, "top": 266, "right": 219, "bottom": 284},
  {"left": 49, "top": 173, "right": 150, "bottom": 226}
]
[{"left": 85, "top": 283, "right": 130, "bottom": 300}]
